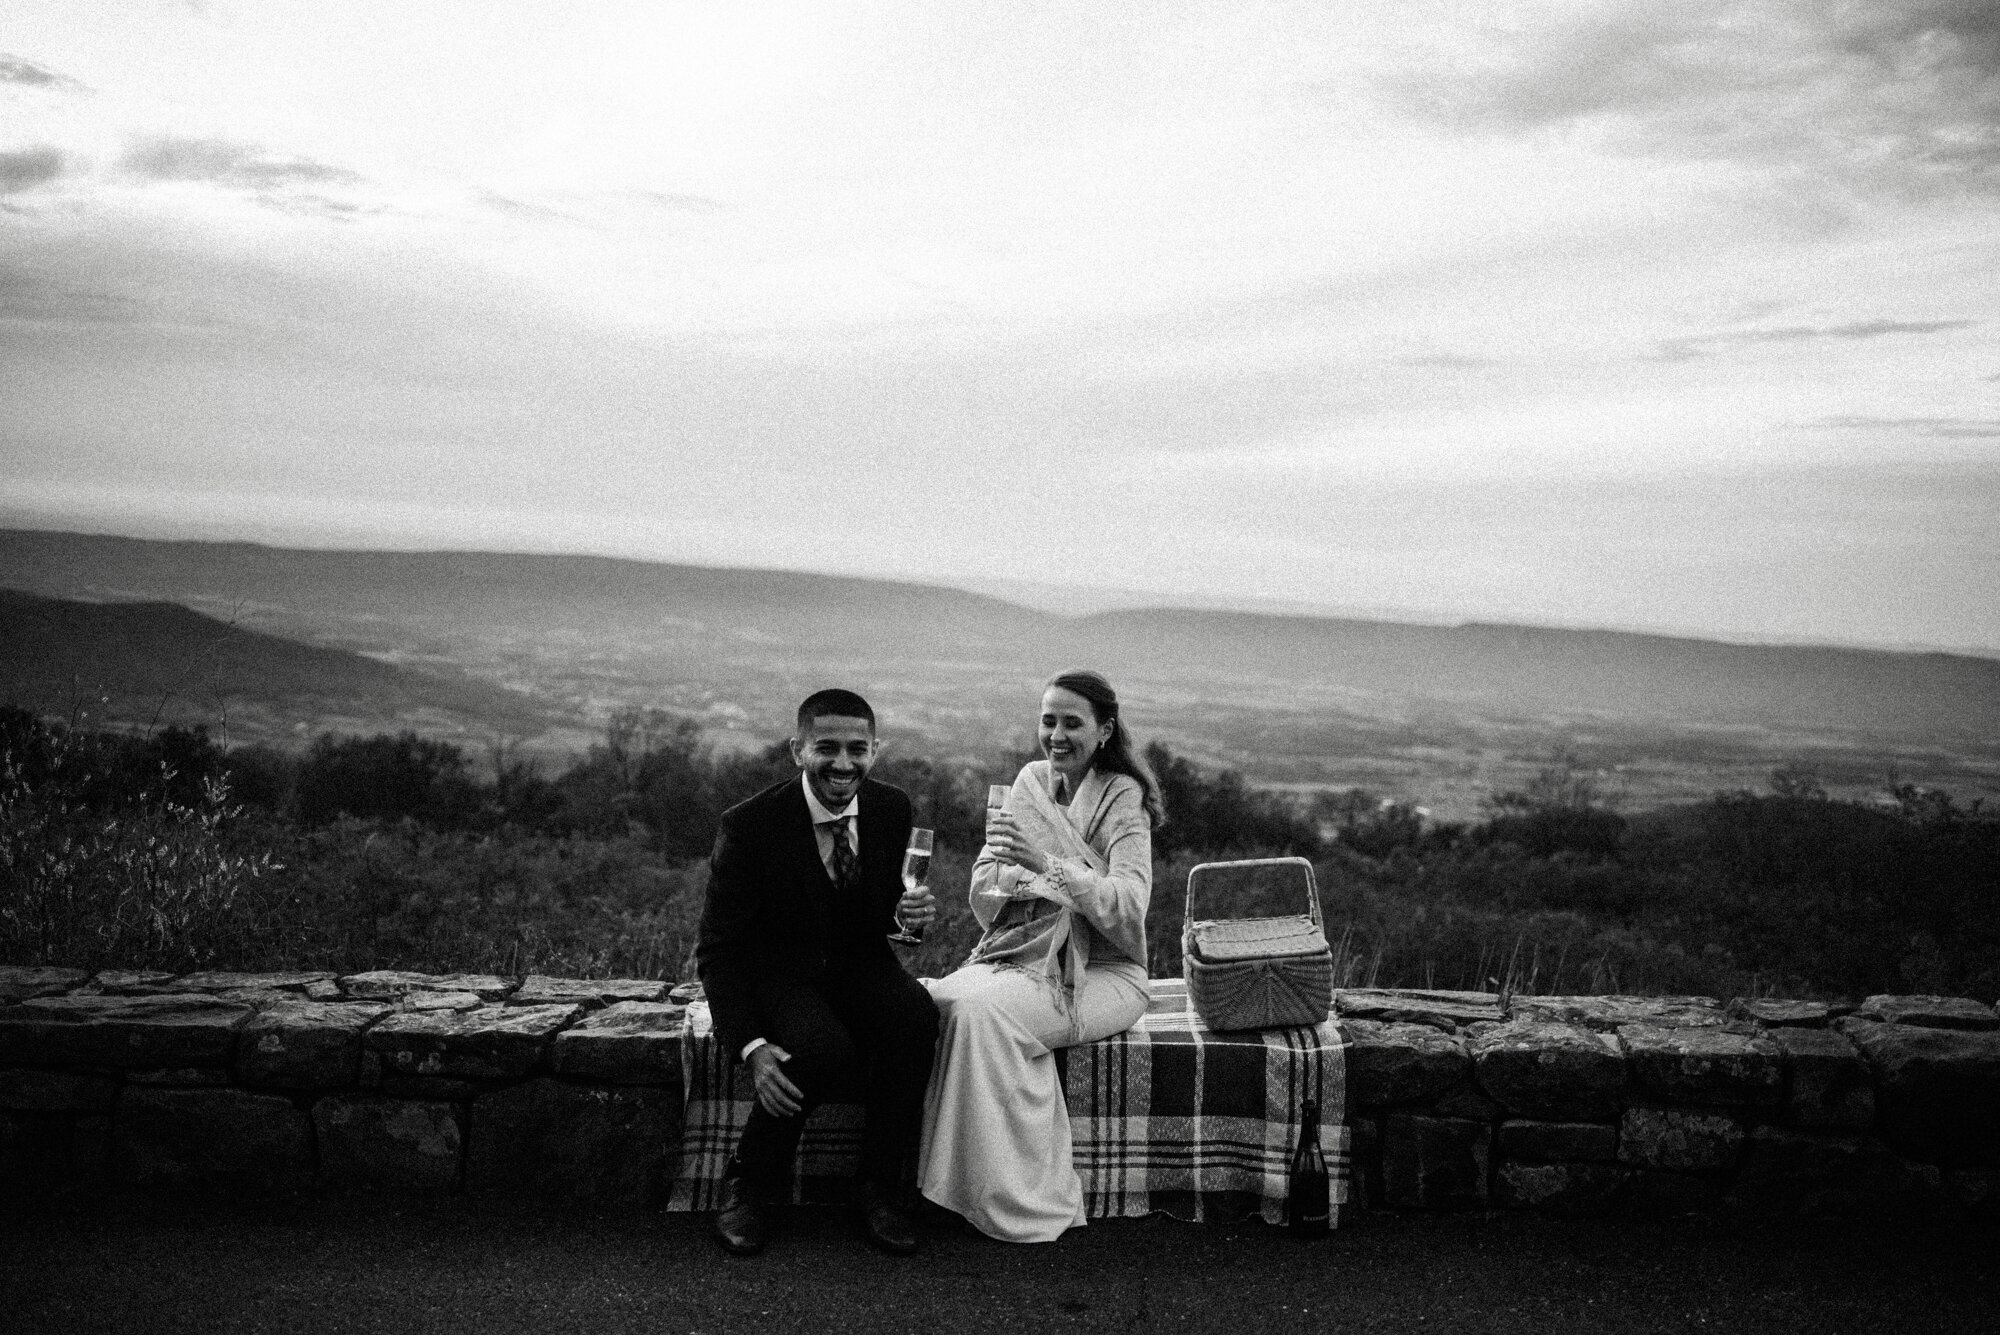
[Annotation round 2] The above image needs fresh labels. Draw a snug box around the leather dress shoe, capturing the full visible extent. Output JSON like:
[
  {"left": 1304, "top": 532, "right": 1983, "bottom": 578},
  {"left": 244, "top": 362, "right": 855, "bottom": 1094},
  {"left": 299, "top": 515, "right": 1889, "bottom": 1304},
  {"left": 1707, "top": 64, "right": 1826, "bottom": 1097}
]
[
  {"left": 857, "top": 1180, "right": 919, "bottom": 1256},
  {"left": 712, "top": 1175, "right": 770, "bottom": 1256}
]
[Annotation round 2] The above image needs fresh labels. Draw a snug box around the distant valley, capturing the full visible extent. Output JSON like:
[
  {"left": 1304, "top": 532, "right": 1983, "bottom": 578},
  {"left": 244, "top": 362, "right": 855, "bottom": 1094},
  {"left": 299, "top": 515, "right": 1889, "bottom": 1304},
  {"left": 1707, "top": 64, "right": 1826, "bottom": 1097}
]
[{"left": 3, "top": 528, "right": 1996, "bottom": 822}]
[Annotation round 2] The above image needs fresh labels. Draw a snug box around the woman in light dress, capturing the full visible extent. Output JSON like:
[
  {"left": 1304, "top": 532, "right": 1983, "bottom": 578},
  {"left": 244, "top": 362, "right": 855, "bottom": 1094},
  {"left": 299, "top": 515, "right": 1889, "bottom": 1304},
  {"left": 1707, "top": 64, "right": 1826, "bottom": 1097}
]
[{"left": 918, "top": 670, "right": 1166, "bottom": 1242}]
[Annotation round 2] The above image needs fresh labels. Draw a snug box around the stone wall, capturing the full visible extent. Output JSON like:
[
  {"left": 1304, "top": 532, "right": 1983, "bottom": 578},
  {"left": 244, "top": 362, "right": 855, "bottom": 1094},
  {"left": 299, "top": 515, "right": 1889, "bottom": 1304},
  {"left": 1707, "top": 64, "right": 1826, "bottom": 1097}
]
[
  {"left": 3, "top": 966, "right": 1996, "bottom": 1221},
  {"left": 1340, "top": 989, "right": 2000, "bottom": 1219},
  {"left": 0, "top": 967, "right": 689, "bottom": 1205}
]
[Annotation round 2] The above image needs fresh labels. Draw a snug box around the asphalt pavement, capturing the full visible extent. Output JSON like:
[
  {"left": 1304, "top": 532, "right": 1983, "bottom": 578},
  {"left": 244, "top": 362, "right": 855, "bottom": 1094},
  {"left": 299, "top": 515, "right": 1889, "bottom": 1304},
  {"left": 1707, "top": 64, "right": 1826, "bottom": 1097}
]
[{"left": 3, "top": 1192, "right": 1993, "bottom": 1335}]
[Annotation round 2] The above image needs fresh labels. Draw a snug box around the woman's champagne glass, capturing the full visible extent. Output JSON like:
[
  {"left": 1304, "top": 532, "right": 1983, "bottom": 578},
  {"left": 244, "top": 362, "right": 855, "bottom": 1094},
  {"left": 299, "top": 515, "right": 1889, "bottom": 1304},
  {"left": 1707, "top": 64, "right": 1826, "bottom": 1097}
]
[
  {"left": 889, "top": 827, "right": 933, "bottom": 945},
  {"left": 986, "top": 784, "right": 1010, "bottom": 843}
]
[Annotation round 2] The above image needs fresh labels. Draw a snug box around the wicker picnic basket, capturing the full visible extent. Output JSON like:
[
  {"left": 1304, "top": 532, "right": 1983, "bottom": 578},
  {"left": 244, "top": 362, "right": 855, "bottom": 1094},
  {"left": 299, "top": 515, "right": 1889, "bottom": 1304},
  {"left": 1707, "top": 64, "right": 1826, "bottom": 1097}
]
[{"left": 1181, "top": 856, "right": 1334, "bottom": 1031}]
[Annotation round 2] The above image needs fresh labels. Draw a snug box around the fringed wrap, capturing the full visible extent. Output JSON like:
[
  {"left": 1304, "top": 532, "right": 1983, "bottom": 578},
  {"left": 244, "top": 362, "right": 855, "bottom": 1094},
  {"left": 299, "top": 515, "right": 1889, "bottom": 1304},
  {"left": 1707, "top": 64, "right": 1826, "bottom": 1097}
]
[{"left": 963, "top": 767, "right": 1109, "bottom": 1042}]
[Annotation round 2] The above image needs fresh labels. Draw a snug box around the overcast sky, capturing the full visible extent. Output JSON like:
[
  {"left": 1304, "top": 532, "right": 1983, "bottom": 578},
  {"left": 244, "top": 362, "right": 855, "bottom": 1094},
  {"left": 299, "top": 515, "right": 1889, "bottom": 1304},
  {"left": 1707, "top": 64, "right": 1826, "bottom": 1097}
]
[{"left": 2, "top": 1, "right": 1995, "bottom": 650}]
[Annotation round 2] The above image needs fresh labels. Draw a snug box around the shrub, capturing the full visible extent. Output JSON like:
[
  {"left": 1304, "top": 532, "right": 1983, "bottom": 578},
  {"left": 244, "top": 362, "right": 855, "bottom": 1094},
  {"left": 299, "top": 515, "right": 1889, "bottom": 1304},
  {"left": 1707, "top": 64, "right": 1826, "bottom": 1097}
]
[
  {"left": 295, "top": 731, "right": 480, "bottom": 827},
  {"left": 0, "top": 713, "right": 277, "bottom": 971}
]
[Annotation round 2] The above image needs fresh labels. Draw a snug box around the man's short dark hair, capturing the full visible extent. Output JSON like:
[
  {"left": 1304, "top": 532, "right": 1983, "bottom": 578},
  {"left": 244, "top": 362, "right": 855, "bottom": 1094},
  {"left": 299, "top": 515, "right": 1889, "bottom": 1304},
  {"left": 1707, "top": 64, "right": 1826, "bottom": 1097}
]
[{"left": 796, "top": 688, "right": 875, "bottom": 734}]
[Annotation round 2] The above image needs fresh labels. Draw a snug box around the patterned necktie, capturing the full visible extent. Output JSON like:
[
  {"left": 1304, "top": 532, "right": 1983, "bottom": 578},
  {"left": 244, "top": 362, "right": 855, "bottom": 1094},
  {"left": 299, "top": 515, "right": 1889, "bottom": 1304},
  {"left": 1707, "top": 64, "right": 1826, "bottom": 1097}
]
[{"left": 827, "top": 815, "right": 859, "bottom": 893}]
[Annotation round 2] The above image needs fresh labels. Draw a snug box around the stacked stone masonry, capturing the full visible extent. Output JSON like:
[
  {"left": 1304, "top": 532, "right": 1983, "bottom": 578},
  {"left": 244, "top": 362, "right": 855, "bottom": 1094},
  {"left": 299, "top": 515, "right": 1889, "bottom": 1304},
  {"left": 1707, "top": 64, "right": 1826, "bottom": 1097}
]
[{"left": 2, "top": 967, "right": 1996, "bottom": 1220}]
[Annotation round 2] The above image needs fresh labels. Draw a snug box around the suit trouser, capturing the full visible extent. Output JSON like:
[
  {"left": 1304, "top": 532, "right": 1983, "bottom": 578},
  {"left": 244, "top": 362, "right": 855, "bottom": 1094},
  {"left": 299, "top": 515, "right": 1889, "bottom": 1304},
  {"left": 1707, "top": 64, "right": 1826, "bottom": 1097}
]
[{"left": 732, "top": 951, "right": 939, "bottom": 1191}]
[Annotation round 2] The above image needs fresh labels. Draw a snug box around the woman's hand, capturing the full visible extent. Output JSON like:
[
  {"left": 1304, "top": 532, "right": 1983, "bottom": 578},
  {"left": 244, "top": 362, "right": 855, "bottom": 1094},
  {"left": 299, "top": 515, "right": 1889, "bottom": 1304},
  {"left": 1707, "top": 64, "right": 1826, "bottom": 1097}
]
[{"left": 985, "top": 811, "right": 1049, "bottom": 876}]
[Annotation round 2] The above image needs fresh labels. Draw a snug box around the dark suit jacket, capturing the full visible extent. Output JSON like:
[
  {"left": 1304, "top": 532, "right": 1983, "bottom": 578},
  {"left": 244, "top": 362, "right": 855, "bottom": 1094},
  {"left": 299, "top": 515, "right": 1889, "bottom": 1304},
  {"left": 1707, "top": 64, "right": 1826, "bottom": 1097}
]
[{"left": 695, "top": 774, "right": 915, "bottom": 1058}]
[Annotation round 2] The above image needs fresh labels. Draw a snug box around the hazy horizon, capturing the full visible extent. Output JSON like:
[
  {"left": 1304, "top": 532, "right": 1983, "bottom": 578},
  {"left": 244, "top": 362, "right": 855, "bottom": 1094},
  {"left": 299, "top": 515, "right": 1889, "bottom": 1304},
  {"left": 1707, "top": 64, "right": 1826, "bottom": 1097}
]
[
  {"left": 4, "top": 3, "right": 1995, "bottom": 653},
  {"left": 5, "top": 518, "right": 1996, "bottom": 661}
]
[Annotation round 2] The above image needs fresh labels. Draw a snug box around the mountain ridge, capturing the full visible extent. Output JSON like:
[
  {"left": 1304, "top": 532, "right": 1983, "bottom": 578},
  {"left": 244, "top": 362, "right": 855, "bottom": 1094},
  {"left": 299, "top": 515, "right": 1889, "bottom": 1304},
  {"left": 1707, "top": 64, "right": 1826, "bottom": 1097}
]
[
  {"left": 3, "top": 527, "right": 1996, "bottom": 759},
  {"left": 0, "top": 587, "right": 563, "bottom": 743}
]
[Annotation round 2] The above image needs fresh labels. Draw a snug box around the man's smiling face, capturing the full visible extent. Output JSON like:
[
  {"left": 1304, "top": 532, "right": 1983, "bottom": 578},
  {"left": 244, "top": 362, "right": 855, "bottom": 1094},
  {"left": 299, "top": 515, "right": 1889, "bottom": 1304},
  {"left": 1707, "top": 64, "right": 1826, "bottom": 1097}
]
[{"left": 791, "top": 712, "right": 876, "bottom": 809}]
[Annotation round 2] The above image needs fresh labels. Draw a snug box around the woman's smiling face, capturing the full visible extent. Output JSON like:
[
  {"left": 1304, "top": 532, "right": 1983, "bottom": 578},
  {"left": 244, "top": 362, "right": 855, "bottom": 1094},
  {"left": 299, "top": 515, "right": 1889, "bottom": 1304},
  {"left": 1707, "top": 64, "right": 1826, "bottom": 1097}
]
[{"left": 1039, "top": 685, "right": 1111, "bottom": 784}]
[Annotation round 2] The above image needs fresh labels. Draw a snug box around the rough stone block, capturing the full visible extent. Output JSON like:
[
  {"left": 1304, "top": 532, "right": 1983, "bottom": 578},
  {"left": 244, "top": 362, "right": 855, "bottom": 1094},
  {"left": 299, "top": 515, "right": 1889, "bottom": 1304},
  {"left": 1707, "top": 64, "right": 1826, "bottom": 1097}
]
[
  {"left": 0, "top": 966, "right": 89, "bottom": 1002},
  {"left": 167, "top": 971, "right": 336, "bottom": 994},
  {"left": 0, "top": 1068, "right": 117, "bottom": 1113},
  {"left": 340, "top": 970, "right": 512, "bottom": 1001},
  {"left": 511, "top": 976, "right": 670, "bottom": 1008},
  {"left": 1340, "top": 1020, "right": 1469, "bottom": 1108},
  {"left": 0, "top": 994, "right": 251, "bottom": 1069},
  {"left": 337, "top": 970, "right": 430, "bottom": 999},
  {"left": 1380, "top": 1114, "right": 1489, "bottom": 1209},
  {"left": 365, "top": 1004, "right": 582, "bottom": 1080},
  {"left": 1730, "top": 1126, "right": 1944, "bottom": 1217},
  {"left": 1727, "top": 998, "right": 1838, "bottom": 1028},
  {"left": 89, "top": 970, "right": 180, "bottom": 995},
  {"left": 314, "top": 1096, "right": 461, "bottom": 1191},
  {"left": 237, "top": 1001, "right": 391, "bottom": 1089},
  {"left": 1512, "top": 995, "right": 1725, "bottom": 1031},
  {"left": 1429, "top": 1080, "right": 1503, "bottom": 1122},
  {"left": 1856, "top": 995, "right": 1999, "bottom": 1031},
  {"left": 1618, "top": 1107, "right": 1745, "bottom": 1172},
  {"left": 1494, "top": 1161, "right": 1626, "bottom": 1215},
  {"left": 303, "top": 979, "right": 342, "bottom": 1001},
  {"left": 467, "top": 1078, "right": 677, "bottom": 1204},
  {"left": 115, "top": 1086, "right": 311, "bottom": 1189},
  {"left": 551, "top": 1002, "right": 686, "bottom": 1084},
  {"left": 1469, "top": 1020, "right": 1625, "bottom": 1119},
  {"left": 218, "top": 988, "right": 305, "bottom": 1009},
  {"left": 396, "top": 990, "right": 485, "bottom": 1014},
  {"left": 1335, "top": 989, "right": 1504, "bottom": 1029},
  {"left": 1619, "top": 1024, "right": 1781, "bottom": 1107},
  {"left": 378, "top": 1075, "right": 483, "bottom": 1101},
  {"left": 1770, "top": 1026, "right": 1874, "bottom": 1131},
  {"left": 428, "top": 974, "right": 516, "bottom": 1000},
  {"left": 1496, "top": 1119, "right": 1619, "bottom": 1162},
  {"left": 1839, "top": 1019, "right": 2000, "bottom": 1166}
]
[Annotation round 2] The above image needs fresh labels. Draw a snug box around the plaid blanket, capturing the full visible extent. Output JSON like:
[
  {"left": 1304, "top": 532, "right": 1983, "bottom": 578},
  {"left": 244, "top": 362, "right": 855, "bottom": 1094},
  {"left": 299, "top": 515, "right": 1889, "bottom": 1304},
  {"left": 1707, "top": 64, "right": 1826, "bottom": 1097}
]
[{"left": 666, "top": 977, "right": 1349, "bottom": 1227}]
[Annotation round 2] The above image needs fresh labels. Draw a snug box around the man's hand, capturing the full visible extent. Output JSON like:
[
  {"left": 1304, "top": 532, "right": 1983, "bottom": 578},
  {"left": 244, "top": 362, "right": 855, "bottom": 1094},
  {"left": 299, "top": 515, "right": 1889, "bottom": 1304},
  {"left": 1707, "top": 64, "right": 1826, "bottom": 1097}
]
[
  {"left": 747, "top": 1044, "right": 804, "bottom": 1117},
  {"left": 985, "top": 811, "right": 1048, "bottom": 875},
  {"left": 896, "top": 882, "right": 936, "bottom": 929}
]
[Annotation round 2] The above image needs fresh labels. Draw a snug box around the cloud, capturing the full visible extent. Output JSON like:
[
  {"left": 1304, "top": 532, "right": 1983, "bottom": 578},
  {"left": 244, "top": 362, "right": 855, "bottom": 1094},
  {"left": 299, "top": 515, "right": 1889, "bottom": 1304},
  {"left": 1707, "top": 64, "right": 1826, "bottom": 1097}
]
[
  {"left": 0, "top": 54, "right": 86, "bottom": 90},
  {"left": 1395, "top": 352, "right": 1499, "bottom": 369},
  {"left": 1806, "top": 415, "right": 2000, "bottom": 438},
  {"left": 478, "top": 190, "right": 572, "bottom": 223},
  {"left": 0, "top": 147, "right": 65, "bottom": 194},
  {"left": 119, "top": 136, "right": 363, "bottom": 190},
  {"left": 1785, "top": 319, "right": 1983, "bottom": 340},
  {"left": 1402, "top": 0, "right": 2000, "bottom": 195},
  {"left": 636, "top": 190, "right": 728, "bottom": 215},
  {"left": 1654, "top": 317, "right": 1977, "bottom": 359}
]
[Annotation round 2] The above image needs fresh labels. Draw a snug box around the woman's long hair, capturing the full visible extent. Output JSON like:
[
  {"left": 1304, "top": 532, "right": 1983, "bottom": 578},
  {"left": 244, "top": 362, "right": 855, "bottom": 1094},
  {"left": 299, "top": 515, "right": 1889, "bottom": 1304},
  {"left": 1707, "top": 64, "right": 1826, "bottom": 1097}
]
[{"left": 1046, "top": 669, "right": 1166, "bottom": 829}]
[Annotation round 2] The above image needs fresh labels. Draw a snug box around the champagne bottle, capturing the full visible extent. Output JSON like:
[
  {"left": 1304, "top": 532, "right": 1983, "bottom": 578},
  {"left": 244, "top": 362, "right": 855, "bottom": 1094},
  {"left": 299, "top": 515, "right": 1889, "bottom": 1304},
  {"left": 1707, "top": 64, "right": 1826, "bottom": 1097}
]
[{"left": 1288, "top": 1096, "right": 1330, "bottom": 1238}]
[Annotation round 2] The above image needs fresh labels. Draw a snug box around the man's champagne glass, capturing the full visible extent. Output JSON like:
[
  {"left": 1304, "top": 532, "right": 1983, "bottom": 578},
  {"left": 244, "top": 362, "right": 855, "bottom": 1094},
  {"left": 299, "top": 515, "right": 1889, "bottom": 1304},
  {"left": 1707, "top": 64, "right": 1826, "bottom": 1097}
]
[{"left": 889, "top": 827, "right": 933, "bottom": 945}]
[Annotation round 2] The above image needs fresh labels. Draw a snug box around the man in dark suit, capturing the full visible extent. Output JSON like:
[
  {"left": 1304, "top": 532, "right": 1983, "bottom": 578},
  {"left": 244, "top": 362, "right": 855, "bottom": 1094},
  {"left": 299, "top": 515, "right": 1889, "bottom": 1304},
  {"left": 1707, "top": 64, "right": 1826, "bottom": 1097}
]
[{"left": 696, "top": 688, "right": 939, "bottom": 1256}]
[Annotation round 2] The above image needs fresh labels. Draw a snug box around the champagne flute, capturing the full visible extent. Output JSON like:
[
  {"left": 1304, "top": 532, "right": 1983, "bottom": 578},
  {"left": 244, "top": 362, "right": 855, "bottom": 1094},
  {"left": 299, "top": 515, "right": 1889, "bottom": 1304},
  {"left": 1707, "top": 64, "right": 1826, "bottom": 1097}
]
[
  {"left": 985, "top": 784, "right": 1010, "bottom": 844},
  {"left": 889, "top": 827, "right": 933, "bottom": 945}
]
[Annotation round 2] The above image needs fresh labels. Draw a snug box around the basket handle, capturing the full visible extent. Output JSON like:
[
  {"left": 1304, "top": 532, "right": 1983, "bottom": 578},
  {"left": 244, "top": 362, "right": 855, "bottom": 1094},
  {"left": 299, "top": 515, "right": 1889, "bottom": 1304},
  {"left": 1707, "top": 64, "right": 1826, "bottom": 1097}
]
[{"left": 1184, "top": 856, "right": 1322, "bottom": 929}]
